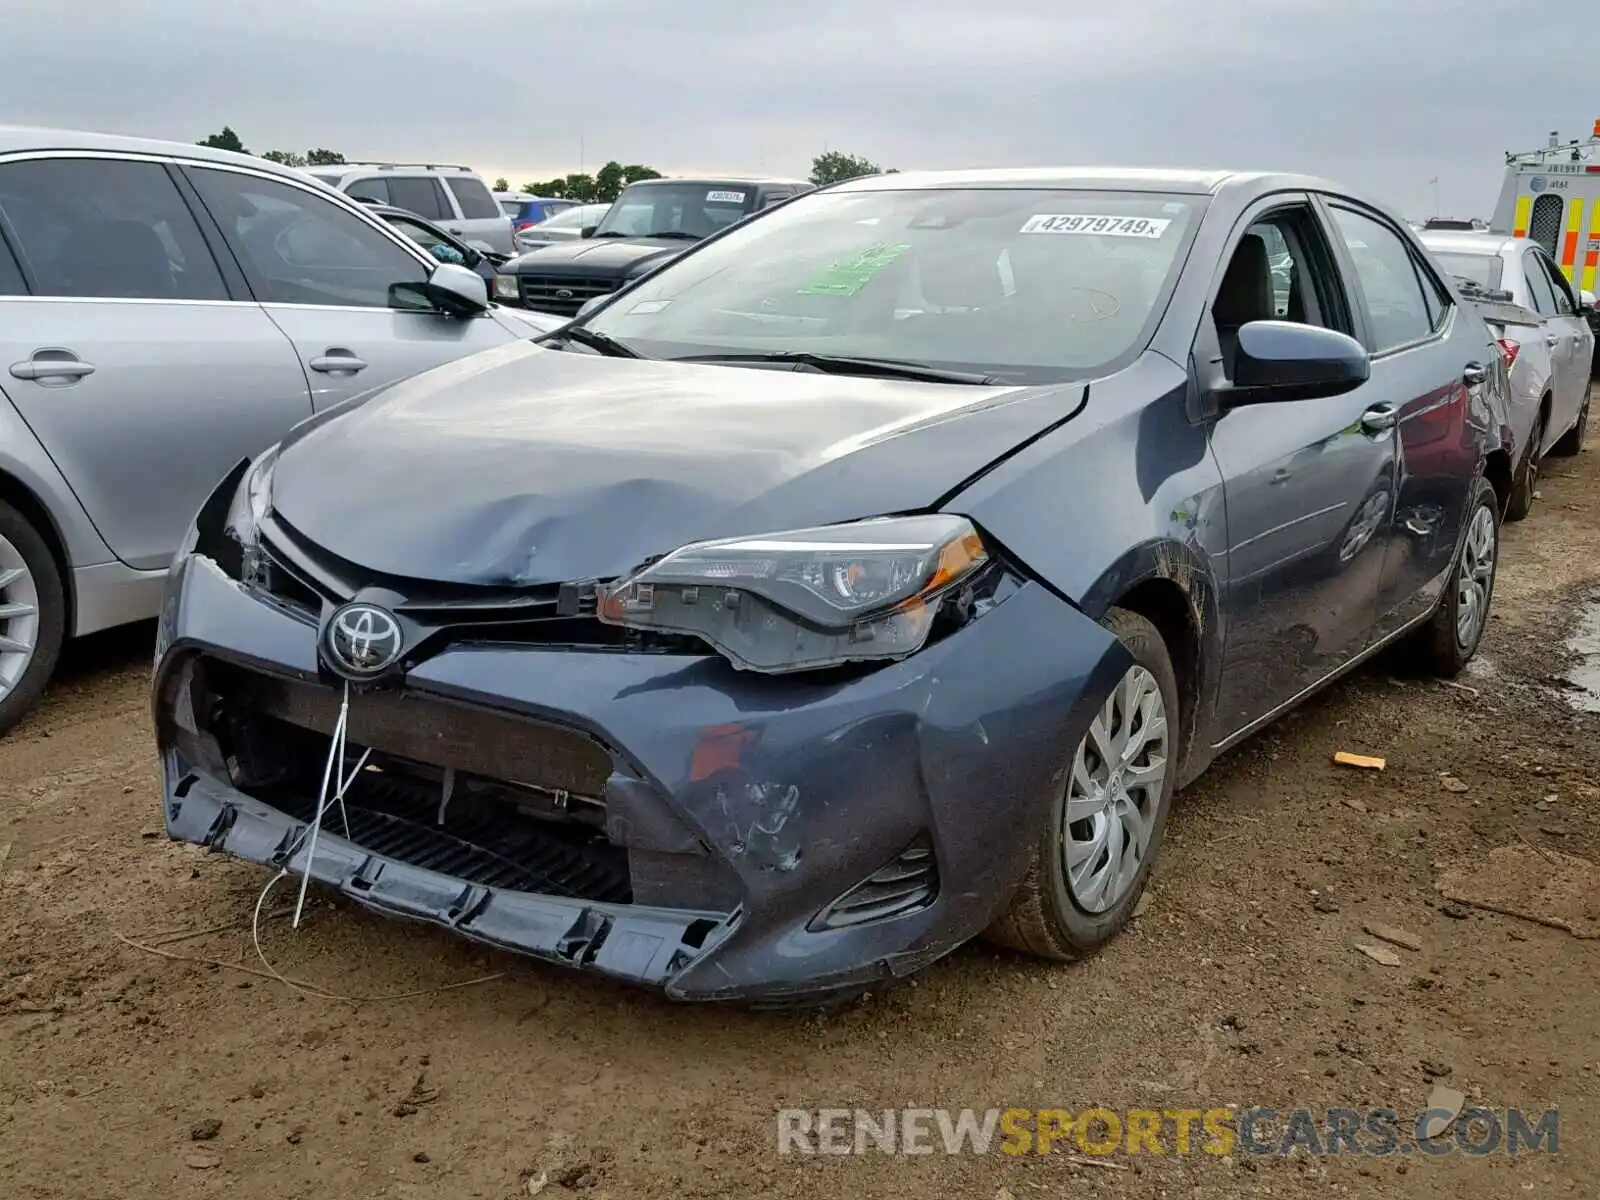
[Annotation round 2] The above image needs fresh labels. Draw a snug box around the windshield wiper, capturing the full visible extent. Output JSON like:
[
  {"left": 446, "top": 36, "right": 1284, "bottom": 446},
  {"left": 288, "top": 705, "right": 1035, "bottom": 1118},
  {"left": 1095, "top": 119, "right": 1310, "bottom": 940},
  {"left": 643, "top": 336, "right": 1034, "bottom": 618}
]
[
  {"left": 535, "top": 326, "right": 646, "bottom": 358},
  {"left": 592, "top": 230, "right": 634, "bottom": 238},
  {"left": 671, "top": 351, "right": 999, "bottom": 385},
  {"left": 642, "top": 231, "right": 702, "bottom": 241}
]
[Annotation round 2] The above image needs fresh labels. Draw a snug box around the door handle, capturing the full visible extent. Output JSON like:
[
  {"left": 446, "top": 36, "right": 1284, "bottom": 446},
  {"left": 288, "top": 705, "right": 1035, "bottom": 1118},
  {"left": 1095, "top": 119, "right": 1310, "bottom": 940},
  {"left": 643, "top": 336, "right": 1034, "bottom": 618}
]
[
  {"left": 308, "top": 353, "right": 367, "bottom": 374},
  {"left": 1546, "top": 334, "right": 1561, "bottom": 348},
  {"left": 1462, "top": 362, "right": 1488, "bottom": 386},
  {"left": 1360, "top": 404, "right": 1398, "bottom": 434},
  {"left": 1269, "top": 468, "right": 1293, "bottom": 485},
  {"left": 9, "top": 356, "right": 95, "bottom": 382},
  {"left": 447, "top": 227, "right": 463, "bottom": 235}
]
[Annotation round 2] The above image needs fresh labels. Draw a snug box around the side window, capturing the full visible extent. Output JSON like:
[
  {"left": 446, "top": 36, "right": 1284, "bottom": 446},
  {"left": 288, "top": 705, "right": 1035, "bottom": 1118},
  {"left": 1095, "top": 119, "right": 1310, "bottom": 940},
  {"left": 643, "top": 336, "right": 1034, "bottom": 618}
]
[
  {"left": 385, "top": 216, "right": 466, "bottom": 265},
  {"left": 187, "top": 167, "right": 428, "bottom": 309},
  {"left": 386, "top": 177, "right": 450, "bottom": 221},
  {"left": 1539, "top": 252, "right": 1576, "bottom": 315},
  {"left": 0, "top": 157, "right": 227, "bottom": 301},
  {"left": 344, "top": 177, "right": 389, "bottom": 205},
  {"left": 1328, "top": 206, "right": 1433, "bottom": 351},
  {"left": 1412, "top": 252, "right": 1453, "bottom": 333},
  {"left": 1210, "top": 204, "right": 1352, "bottom": 378},
  {"left": 1523, "top": 253, "right": 1557, "bottom": 316},
  {"left": 444, "top": 176, "right": 499, "bottom": 220},
  {"left": 0, "top": 231, "right": 26, "bottom": 295}
]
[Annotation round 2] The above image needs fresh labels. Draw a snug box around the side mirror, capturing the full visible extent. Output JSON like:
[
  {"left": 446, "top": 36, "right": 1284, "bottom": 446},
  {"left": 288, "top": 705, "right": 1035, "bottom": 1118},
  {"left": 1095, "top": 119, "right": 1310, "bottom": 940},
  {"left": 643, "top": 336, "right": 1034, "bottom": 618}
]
[
  {"left": 1221, "top": 320, "right": 1370, "bottom": 406},
  {"left": 1582, "top": 290, "right": 1596, "bottom": 312},
  {"left": 389, "top": 262, "right": 491, "bottom": 317},
  {"left": 580, "top": 225, "right": 598, "bottom": 239}
]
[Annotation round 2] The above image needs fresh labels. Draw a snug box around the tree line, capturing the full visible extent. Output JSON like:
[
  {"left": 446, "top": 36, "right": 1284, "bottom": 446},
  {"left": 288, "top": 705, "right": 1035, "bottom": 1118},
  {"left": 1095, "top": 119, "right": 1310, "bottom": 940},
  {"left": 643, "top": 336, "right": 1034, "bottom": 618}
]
[{"left": 198, "top": 129, "right": 892, "bottom": 199}]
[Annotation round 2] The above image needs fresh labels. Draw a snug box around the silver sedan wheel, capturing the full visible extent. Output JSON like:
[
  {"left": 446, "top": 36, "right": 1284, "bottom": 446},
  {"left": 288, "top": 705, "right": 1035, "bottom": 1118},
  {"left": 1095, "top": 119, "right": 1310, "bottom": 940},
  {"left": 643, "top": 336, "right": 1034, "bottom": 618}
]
[
  {"left": 1455, "top": 502, "right": 1496, "bottom": 649},
  {"left": 0, "top": 533, "right": 40, "bottom": 704},
  {"left": 1062, "top": 664, "right": 1169, "bottom": 914},
  {"left": 1339, "top": 488, "right": 1389, "bottom": 563}
]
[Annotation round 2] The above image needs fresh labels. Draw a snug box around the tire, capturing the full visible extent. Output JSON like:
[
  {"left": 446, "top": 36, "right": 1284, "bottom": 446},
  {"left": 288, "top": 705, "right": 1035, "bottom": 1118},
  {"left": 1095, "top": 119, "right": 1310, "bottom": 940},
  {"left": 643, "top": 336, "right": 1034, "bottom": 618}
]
[
  {"left": 1548, "top": 387, "right": 1589, "bottom": 458},
  {"left": 1504, "top": 406, "right": 1546, "bottom": 522},
  {"left": 1410, "top": 477, "right": 1499, "bottom": 678},
  {"left": 0, "top": 500, "right": 66, "bottom": 737},
  {"left": 984, "top": 607, "right": 1179, "bottom": 961}
]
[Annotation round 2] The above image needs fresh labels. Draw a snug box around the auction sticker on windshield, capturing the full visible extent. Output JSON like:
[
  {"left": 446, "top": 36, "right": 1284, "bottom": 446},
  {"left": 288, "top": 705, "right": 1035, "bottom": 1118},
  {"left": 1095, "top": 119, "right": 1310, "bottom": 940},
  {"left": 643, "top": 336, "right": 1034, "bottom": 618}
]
[
  {"left": 707, "top": 190, "right": 747, "bottom": 203},
  {"left": 797, "top": 243, "right": 912, "bottom": 296},
  {"left": 1020, "top": 214, "right": 1170, "bottom": 238}
]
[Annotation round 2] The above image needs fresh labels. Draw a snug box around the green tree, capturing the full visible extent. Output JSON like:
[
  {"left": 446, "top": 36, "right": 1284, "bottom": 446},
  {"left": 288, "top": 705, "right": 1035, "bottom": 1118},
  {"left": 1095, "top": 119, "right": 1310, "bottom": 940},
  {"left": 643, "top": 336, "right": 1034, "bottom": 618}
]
[
  {"left": 492, "top": 176, "right": 510, "bottom": 192},
  {"left": 305, "top": 148, "right": 346, "bottom": 166},
  {"left": 810, "top": 150, "right": 883, "bottom": 186},
  {"left": 260, "top": 149, "right": 307, "bottom": 167},
  {"left": 521, "top": 161, "right": 660, "bottom": 202},
  {"left": 197, "top": 126, "right": 247, "bottom": 154}
]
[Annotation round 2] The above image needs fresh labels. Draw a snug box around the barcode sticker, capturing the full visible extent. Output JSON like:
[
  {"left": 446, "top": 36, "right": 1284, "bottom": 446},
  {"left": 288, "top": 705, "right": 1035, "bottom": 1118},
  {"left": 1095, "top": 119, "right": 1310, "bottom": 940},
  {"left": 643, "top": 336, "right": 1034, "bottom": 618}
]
[
  {"left": 1020, "top": 214, "right": 1170, "bottom": 238},
  {"left": 706, "top": 190, "right": 746, "bottom": 203}
]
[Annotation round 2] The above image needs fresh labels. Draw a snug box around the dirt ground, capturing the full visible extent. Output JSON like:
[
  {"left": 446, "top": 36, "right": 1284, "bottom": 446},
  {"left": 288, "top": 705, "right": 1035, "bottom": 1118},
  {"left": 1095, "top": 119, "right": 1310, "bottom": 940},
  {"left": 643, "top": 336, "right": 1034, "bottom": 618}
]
[{"left": 3, "top": 398, "right": 1598, "bottom": 1200}]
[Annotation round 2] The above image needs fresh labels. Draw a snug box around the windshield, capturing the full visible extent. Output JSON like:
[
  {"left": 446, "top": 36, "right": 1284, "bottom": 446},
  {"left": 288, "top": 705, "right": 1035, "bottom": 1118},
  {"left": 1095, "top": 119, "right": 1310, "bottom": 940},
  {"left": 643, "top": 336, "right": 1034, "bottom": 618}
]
[
  {"left": 592, "top": 182, "right": 757, "bottom": 240},
  {"left": 1430, "top": 250, "right": 1504, "bottom": 291},
  {"left": 584, "top": 187, "right": 1205, "bottom": 382}
]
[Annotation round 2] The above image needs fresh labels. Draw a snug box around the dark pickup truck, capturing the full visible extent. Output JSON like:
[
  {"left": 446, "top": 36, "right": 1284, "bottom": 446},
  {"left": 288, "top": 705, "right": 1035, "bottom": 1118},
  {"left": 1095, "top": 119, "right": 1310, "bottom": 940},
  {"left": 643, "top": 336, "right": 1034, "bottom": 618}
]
[{"left": 494, "top": 176, "right": 812, "bottom": 316}]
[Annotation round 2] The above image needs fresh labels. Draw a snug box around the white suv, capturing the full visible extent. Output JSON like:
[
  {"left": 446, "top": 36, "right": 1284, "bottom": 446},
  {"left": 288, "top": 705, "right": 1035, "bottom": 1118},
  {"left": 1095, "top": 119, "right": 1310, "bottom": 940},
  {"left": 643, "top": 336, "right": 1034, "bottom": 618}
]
[{"left": 306, "top": 163, "right": 513, "bottom": 254}]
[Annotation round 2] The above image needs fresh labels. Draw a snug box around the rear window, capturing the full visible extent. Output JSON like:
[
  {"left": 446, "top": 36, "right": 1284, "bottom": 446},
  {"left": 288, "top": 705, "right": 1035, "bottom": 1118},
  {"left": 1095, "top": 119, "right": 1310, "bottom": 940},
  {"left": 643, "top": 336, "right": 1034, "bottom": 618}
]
[
  {"left": 499, "top": 197, "right": 523, "bottom": 217},
  {"left": 1431, "top": 251, "right": 1503, "bottom": 291},
  {"left": 445, "top": 175, "right": 499, "bottom": 220}
]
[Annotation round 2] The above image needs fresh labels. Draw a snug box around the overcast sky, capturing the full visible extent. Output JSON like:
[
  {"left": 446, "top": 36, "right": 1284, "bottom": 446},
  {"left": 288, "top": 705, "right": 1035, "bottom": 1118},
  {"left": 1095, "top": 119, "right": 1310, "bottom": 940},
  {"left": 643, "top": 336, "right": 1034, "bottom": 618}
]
[{"left": 3, "top": 0, "right": 1594, "bottom": 218}]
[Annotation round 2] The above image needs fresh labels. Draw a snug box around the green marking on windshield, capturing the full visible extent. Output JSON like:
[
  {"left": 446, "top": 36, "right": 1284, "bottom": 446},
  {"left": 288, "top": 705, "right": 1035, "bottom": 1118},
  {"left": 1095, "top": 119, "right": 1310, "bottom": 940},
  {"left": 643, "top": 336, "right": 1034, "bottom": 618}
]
[{"left": 797, "top": 243, "right": 912, "bottom": 296}]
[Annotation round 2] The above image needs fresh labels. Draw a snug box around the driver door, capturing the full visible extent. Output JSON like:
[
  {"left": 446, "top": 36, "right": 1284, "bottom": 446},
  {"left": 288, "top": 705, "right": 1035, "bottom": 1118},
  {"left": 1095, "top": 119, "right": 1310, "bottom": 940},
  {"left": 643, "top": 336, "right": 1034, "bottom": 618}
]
[{"left": 183, "top": 166, "right": 514, "bottom": 409}]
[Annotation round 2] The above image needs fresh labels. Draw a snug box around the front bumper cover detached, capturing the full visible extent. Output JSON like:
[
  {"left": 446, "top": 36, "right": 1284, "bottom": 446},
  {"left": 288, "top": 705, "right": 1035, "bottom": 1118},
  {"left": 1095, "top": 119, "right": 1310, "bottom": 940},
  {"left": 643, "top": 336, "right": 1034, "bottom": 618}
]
[{"left": 153, "top": 553, "right": 1127, "bottom": 1004}]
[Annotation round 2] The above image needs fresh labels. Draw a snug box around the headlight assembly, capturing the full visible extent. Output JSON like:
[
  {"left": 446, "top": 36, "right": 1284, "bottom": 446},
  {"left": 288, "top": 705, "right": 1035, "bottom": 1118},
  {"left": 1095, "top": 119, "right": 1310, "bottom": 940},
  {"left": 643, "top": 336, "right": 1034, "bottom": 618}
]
[
  {"left": 494, "top": 273, "right": 521, "bottom": 301},
  {"left": 598, "top": 515, "right": 989, "bottom": 673},
  {"left": 222, "top": 446, "right": 278, "bottom": 583}
]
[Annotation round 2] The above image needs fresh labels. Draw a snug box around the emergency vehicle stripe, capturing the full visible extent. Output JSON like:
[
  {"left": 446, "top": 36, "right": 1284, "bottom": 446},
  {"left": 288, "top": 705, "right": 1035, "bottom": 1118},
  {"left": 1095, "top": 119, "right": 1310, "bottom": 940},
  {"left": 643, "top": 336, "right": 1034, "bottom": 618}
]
[
  {"left": 1561, "top": 198, "right": 1585, "bottom": 277},
  {"left": 1513, "top": 195, "right": 1532, "bottom": 239},
  {"left": 1583, "top": 203, "right": 1600, "bottom": 293}
]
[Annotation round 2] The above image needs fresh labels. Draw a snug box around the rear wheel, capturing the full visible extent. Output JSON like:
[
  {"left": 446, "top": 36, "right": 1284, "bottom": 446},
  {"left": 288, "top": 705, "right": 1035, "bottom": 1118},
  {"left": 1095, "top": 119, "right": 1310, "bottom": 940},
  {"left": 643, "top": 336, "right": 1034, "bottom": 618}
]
[
  {"left": 1504, "top": 406, "right": 1547, "bottom": 521},
  {"left": 0, "top": 500, "right": 66, "bottom": 736},
  {"left": 984, "top": 608, "right": 1178, "bottom": 961},
  {"left": 1410, "top": 477, "right": 1498, "bottom": 678},
  {"left": 1549, "top": 388, "right": 1590, "bottom": 457}
]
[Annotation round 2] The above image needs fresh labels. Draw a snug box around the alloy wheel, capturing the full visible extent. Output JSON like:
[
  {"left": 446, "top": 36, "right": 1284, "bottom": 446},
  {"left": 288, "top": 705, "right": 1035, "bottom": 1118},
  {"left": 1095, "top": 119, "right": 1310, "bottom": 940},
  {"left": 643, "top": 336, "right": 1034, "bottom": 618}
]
[
  {"left": 1339, "top": 489, "right": 1390, "bottom": 563},
  {"left": 1455, "top": 503, "right": 1496, "bottom": 650},
  {"left": 0, "top": 533, "right": 40, "bottom": 704},
  {"left": 1062, "top": 664, "right": 1169, "bottom": 913}
]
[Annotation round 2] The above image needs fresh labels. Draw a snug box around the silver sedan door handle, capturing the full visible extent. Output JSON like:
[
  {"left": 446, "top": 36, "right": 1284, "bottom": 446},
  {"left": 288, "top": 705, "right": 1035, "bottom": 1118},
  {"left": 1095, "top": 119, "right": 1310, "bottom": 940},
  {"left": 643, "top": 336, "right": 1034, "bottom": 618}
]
[
  {"left": 1546, "top": 334, "right": 1560, "bottom": 348},
  {"left": 10, "top": 357, "right": 95, "bottom": 382},
  {"left": 308, "top": 353, "right": 368, "bottom": 374}
]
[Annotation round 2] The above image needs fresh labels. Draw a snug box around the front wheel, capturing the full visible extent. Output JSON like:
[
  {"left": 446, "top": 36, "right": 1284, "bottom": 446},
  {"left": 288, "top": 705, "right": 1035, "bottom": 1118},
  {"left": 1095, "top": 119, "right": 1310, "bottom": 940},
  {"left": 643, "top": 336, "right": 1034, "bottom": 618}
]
[
  {"left": 984, "top": 607, "right": 1179, "bottom": 961},
  {"left": 1410, "top": 477, "right": 1499, "bottom": 678}
]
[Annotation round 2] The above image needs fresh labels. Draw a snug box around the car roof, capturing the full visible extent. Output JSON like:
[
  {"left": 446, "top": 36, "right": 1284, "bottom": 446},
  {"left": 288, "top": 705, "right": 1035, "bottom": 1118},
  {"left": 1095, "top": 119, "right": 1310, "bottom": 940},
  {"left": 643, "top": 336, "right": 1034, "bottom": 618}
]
[
  {"left": 0, "top": 124, "right": 310, "bottom": 178},
  {"left": 625, "top": 176, "right": 810, "bottom": 189},
  {"left": 828, "top": 166, "right": 1365, "bottom": 198},
  {"left": 1418, "top": 229, "right": 1528, "bottom": 255}
]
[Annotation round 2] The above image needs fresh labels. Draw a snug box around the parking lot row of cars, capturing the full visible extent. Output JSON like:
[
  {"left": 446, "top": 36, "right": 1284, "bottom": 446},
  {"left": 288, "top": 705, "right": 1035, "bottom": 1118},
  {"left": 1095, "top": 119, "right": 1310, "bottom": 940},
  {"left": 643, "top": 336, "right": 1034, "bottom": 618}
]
[{"left": 0, "top": 125, "right": 1594, "bottom": 1005}]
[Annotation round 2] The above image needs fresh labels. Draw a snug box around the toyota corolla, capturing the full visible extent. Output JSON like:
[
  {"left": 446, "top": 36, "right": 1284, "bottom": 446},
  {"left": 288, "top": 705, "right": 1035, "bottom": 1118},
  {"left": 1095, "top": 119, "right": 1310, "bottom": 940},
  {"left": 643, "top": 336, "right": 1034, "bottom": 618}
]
[{"left": 153, "top": 168, "right": 1513, "bottom": 1005}]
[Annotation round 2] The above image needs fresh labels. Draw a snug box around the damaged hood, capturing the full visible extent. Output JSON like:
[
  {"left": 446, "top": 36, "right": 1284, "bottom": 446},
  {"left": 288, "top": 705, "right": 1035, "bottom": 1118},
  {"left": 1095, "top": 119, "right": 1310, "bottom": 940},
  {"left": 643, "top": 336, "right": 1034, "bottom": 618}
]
[{"left": 269, "top": 341, "right": 1085, "bottom": 586}]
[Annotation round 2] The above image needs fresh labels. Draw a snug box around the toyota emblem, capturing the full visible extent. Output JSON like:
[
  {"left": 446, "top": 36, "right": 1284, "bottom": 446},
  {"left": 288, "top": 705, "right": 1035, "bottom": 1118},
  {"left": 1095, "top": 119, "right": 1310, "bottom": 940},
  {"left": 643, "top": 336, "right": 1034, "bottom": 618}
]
[{"left": 324, "top": 603, "right": 404, "bottom": 679}]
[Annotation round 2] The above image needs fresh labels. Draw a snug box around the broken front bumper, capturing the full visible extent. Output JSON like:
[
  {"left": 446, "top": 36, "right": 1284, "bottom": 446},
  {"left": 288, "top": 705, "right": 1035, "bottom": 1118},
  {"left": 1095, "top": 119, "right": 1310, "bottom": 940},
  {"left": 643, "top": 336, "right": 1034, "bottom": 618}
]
[{"left": 153, "top": 553, "right": 1127, "bottom": 1004}]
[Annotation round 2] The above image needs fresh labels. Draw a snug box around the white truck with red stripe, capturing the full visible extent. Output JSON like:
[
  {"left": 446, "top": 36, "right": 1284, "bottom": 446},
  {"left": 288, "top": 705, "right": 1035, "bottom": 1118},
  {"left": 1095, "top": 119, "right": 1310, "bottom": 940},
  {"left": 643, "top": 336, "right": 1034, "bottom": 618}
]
[{"left": 1491, "top": 119, "right": 1600, "bottom": 366}]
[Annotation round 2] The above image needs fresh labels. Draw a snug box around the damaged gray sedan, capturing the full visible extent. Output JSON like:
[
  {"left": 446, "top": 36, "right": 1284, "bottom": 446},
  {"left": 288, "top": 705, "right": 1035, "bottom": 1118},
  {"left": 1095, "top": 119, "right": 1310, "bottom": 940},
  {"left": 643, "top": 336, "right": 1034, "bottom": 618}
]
[{"left": 154, "top": 168, "right": 1507, "bottom": 1005}]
